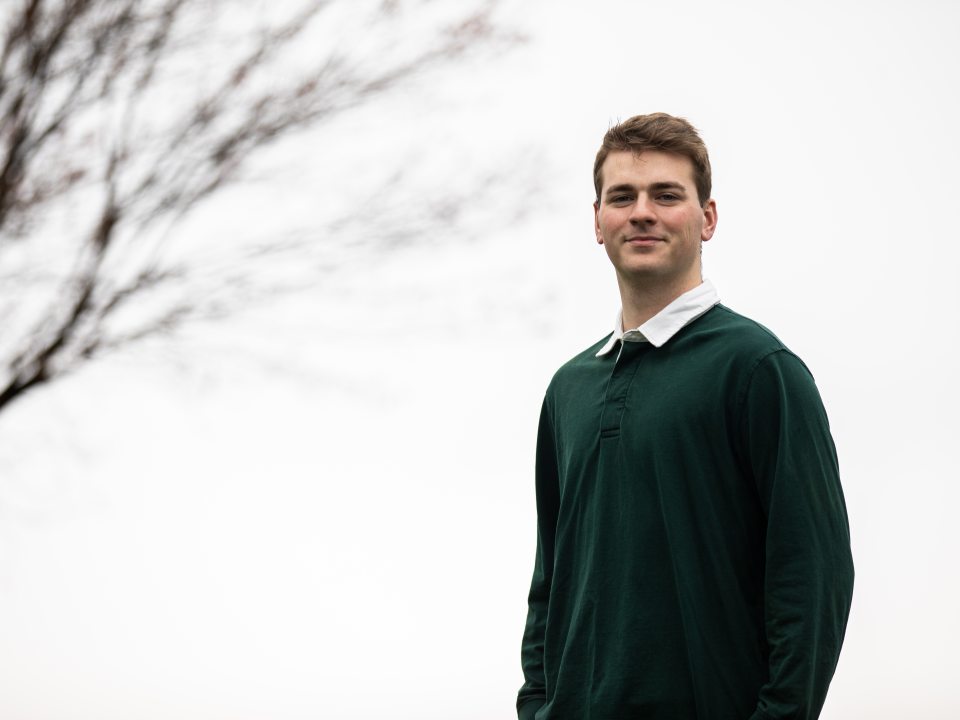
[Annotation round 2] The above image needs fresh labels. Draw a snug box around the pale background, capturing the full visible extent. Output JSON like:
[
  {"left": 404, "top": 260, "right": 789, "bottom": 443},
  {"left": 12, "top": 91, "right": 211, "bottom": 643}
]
[{"left": 2, "top": 1, "right": 959, "bottom": 718}]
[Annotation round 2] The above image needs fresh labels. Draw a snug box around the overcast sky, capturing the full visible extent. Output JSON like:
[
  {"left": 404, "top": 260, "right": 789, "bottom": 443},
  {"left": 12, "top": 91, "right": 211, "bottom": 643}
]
[{"left": 2, "top": 1, "right": 959, "bottom": 718}]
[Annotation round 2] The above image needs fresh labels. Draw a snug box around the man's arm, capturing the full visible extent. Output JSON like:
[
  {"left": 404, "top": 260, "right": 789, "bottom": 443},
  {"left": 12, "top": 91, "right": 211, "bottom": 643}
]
[
  {"left": 517, "top": 398, "right": 561, "bottom": 720},
  {"left": 741, "top": 350, "right": 855, "bottom": 720}
]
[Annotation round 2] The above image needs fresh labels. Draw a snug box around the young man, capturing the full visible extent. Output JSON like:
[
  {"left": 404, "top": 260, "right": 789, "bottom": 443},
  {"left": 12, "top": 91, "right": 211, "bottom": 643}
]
[{"left": 517, "top": 113, "right": 854, "bottom": 720}]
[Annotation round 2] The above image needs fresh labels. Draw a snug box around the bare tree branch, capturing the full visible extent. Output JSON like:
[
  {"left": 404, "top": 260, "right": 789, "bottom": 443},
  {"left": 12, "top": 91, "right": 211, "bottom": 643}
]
[{"left": 0, "top": 0, "right": 521, "bottom": 412}]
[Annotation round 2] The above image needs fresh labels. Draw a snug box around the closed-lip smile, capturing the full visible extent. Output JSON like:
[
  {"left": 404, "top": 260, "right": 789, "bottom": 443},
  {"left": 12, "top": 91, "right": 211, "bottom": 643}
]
[{"left": 626, "top": 235, "right": 664, "bottom": 243}]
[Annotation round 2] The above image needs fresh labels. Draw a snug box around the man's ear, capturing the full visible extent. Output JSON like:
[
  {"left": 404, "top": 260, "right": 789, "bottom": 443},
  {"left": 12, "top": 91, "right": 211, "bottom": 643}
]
[
  {"left": 700, "top": 199, "right": 718, "bottom": 242},
  {"left": 594, "top": 201, "right": 603, "bottom": 244}
]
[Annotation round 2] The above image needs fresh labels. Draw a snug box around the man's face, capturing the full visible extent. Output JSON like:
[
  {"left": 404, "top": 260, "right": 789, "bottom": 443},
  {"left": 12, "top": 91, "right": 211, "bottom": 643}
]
[{"left": 594, "top": 150, "right": 717, "bottom": 292}]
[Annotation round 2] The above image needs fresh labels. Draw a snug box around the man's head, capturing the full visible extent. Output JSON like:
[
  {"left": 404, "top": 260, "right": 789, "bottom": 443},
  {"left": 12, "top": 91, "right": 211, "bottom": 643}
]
[
  {"left": 593, "top": 113, "right": 711, "bottom": 207},
  {"left": 592, "top": 113, "right": 718, "bottom": 296}
]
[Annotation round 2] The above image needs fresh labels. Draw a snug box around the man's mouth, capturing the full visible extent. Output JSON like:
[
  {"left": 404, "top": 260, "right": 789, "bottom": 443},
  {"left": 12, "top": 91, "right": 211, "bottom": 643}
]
[{"left": 625, "top": 236, "right": 664, "bottom": 245}]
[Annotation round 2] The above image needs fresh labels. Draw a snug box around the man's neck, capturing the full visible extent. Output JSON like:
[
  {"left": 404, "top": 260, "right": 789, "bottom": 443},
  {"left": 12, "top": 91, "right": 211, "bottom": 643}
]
[{"left": 617, "top": 275, "right": 702, "bottom": 331}]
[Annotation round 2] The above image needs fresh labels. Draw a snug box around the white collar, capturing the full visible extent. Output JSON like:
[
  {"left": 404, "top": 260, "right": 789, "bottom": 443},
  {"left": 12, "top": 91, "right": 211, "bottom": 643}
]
[{"left": 595, "top": 279, "right": 721, "bottom": 356}]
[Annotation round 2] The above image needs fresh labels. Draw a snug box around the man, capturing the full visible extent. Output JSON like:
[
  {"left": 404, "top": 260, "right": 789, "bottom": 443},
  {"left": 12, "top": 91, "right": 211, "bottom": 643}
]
[{"left": 517, "top": 113, "right": 854, "bottom": 720}]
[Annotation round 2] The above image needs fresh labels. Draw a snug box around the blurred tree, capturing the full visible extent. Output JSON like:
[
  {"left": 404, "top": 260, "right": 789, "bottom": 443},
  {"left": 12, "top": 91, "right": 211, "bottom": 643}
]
[{"left": 0, "top": 0, "right": 515, "bottom": 411}]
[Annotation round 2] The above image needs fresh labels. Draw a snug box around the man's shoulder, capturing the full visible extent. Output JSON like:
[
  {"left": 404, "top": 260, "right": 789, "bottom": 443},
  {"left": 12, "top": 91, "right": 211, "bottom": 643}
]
[
  {"left": 694, "top": 303, "right": 788, "bottom": 350},
  {"left": 689, "top": 304, "right": 814, "bottom": 378}
]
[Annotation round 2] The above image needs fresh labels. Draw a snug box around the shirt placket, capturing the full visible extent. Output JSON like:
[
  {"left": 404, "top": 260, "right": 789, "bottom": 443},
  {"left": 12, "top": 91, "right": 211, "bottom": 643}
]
[{"left": 599, "top": 340, "right": 649, "bottom": 439}]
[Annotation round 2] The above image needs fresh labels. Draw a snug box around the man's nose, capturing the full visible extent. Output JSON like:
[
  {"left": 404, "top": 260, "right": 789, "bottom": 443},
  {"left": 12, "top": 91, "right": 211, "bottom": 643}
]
[{"left": 629, "top": 196, "right": 657, "bottom": 224}]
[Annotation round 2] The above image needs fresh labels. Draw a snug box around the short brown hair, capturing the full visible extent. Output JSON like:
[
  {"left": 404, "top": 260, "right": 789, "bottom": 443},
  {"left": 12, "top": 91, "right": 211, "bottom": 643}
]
[{"left": 593, "top": 113, "right": 712, "bottom": 206}]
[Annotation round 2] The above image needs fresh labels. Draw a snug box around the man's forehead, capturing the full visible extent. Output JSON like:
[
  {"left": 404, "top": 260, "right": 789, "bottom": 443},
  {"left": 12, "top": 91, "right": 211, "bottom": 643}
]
[{"left": 602, "top": 149, "right": 695, "bottom": 183}]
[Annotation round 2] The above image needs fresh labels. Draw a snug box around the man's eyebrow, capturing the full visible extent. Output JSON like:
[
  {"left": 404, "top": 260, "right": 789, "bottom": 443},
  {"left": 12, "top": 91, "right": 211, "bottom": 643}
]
[
  {"left": 604, "top": 181, "right": 688, "bottom": 197},
  {"left": 604, "top": 183, "right": 637, "bottom": 196},
  {"left": 648, "top": 181, "right": 687, "bottom": 193}
]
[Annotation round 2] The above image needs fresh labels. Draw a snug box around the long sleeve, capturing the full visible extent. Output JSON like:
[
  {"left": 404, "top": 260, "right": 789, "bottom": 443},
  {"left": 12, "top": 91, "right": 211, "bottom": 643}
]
[
  {"left": 741, "top": 350, "right": 855, "bottom": 720},
  {"left": 517, "top": 398, "right": 561, "bottom": 720}
]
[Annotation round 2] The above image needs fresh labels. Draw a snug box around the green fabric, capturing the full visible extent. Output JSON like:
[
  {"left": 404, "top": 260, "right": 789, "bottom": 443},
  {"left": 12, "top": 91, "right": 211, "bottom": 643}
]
[
  {"left": 518, "top": 304, "right": 854, "bottom": 719},
  {"left": 518, "top": 698, "right": 546, "bottom": 720}
]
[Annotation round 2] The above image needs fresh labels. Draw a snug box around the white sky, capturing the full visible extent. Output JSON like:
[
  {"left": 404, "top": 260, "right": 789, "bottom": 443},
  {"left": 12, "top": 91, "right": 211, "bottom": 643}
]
[{"left": 2, "top": 1, "right": 959, "bottom": 718}]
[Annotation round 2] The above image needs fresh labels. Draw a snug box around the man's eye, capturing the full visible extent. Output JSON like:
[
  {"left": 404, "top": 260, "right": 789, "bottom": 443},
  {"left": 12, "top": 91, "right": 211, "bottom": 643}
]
[
  {"left": 610, "top": 195, "right": 632, "bottom": 204},
  {"left": 658, "top": 193, "right": 679, "bottom": 202}
]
